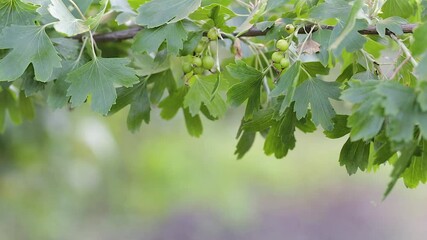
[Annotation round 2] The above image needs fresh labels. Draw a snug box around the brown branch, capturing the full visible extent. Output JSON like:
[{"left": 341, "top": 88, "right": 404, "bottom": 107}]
[{"left": 80, "top": 24, "right": 418, "bottom": 43}]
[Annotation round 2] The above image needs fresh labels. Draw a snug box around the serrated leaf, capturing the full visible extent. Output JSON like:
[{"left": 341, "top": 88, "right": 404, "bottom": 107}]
[
  {"left": 133, "top": 22, "right": 188, "bottom": 55},
  {"left": 0, "top": 25, "right": 61, "bottom": 82},
  {"left": 235, "top": 130, "right": 256, "bottom": 159},
  {"left": 376, "top": 17, "right": 407, "bottom": 38},
  {"left": 384, "top": 142, "right": 417, "bottom": 198},
  {"left": 310, "top": 0, "right": 351, "bottom": 21},
  {"left": 412, "top": 23, "right": 427, "bottom": 56},
  {"left": 402, "top": 141, "right": 427, "bottom": 188},
  {"left": 339, "top": 138, "right": 370, "bottom": 175},
  {"left": 183, "top": 107, "right": 203, "bottom": 137},
  {"left": 136, "top": 0, "right": 201, "bottom": 28},
  {"left": 264, "top": 105, "right": 297, "bottom": 158},
  {"left": 110, "top": 0, "right": 137, "bottom": 24},
  {"left": 20, "top": 67, "right": 45, "bottom": 96},
  {"left": 158, "top": 87, "right": 187, "bottom": 120},
  {"left": 270, "top": 61, "right": 301, "bottom": 113},
  {"left": 67, "top": 58, "right": 139, "bottom": 115},
  {"left": 190, "top": 4, "right": 236, "bottom": 31},
  {"left": 183, "top": 74, "right": 226, "bottom": 118},
  {"left": 227, "top": 61, "right": 263, "bottom": 120},
  {"left": 381, "top": 0, "right": 417, "bottom": 19},
  {"left": 324, "top": 114, "right": 350, "bottom": 139},
  {"left": 330, "top": 19, "right": 367, "bottom": 55},
  {"left": 293, "top": 77, "right": 340, "bottom": 131},
  {"left": 242, "top": 108, "right": 275, "bottom": 131},
  {"left": 47, "top": 0, "right": 90, "bottom": 36},
  {"left": 0, "top": 0, "right": 38, "bottom": 30}
]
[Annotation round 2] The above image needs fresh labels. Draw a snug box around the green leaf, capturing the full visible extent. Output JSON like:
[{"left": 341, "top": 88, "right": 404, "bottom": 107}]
[
  {"left": 384, "top": 142, "right": 417, "bottom": 198},
  {"left": 183, "top": 74, "right": 226, "bottom": 118},
  {"left": 158, "top": 87, "right": 187, "bottom": 120},
  {"left": 133, "top": 22, "right": 188, "bottom": 55},
  {"left": 341, "top": 80, "right": 384, "bottom": 141},
  {"left": 20, "top": 66, "right": 45, "bottom": 97},
  {"left": 381, "top": 0, "right": 417, "bottom": 19},
  {"left": 324, "top": 114, "right": 350, "bottom": 139},
  {"left": 110, "top": 0, "right": 137, "bottom": 24},
  {"left": 412, "top": 23, "right": 427, "bottom": 56},
  {"left": 339, "top": 138, "right": 370, "bottom": 175},
  {"left": 148, "top": 70, "right": 177, "bottom": 104},
  {"left": 183, "top": 107, "right": 203, "bottom": 137},
  {"left": 235, "top": 129, "right": 256, "bottom": 159},
  {"left": 263, "top": 105, "right": 297, "bottom": 158},
  {"left": 0, "top": 0, "right": 38, "bottom": 30},
  {"left": 47, "top": 0, "right": 90, "bottom": 36},
  {"left": 403, "top": 141, "right": 427, "bottom": 188},
  {"left": 309, "top": 0, "right": 351, "bottom": 22},
  {"left": 270, "top": 61, "right": 301, "bottom": 113},
  {"left": 330, "top": 19, "right": 367, "bottom": 55},
  {"left": 226, "top": 61, "right": 263, "bottom": 120},
  {"left": 110, "top": 82, "right": 151, "bottom": 132},
  {"left": 293, "top": 77, "right": 340, "bottom": 131},
  {"left": 242, "top": 108, "right": 275, "bottom": 131},
  {"left": 136, "top": 0, "right": 201, "bottom": 28},
  {"left": 0, "top": 25, "right": 61, "bottom": 82},
  {"left": 189, "top": 4, "right": 236, "bottom": 31},
  {"left": 66, "top": 58, "right": 139, "bottom": 115},
  {"left": 376, "top": 17, "right": 407, "bottom": 38}
]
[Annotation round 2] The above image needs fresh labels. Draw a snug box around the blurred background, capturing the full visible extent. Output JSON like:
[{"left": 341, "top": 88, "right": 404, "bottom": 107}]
[{"left": 0, "top": 105, "right": 426, "bottom": 240}]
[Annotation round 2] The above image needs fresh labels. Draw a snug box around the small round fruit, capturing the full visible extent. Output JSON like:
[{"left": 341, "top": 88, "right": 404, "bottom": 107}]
[
  {"left": 271, "top": 51, "right": 284, "bottom": 63},
  {"left": 182, "top": 62, "right": 193, "bottom": 73},
  {"left": 273, "top": 63, "right": 283, "bottom": 71},
  {"left": 285, "top": 24, "right": 295, "bottom": 34},
  {"left": 276, "top": 39, "right": 289, "bottom": 51},
  {"left": 192, "top": 57, "right": 203, "bottom": 67},
  {"left": 194, "top": 67, "right": 204, "bottom": 75},
  {"left": 202, "top": 56, "right": 215, "bottom": 70},
  {"left": 207, "top": 28, "right": 218, "bottom": 40},
  {"left": 280, "top": 57, "right": 290, "bottom": 68},
  {"left": 194, "top": 43, "right": 204, "bottom": 54},
  {"left": 201, "top": 36, "right": 209, "bottom": 43},
  {"left": 187, "top": 75, "right": 197, "bottom": 86}
]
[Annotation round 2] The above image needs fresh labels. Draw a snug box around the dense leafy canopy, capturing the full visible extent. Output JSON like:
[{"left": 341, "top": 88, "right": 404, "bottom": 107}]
[{"left": 0, "top": 0, "right": 427, "bottom": 197}]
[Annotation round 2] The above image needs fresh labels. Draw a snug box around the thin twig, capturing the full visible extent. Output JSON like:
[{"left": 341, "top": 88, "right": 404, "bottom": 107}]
[
  {"left": 390, "top": 56, "right": 411, "bottom": 80},
  {"left": 390, "top": 33, "right": 418, "bottom": 68},
  {"left": 76, "top": 24, "right": 418, "bottom": 43}
]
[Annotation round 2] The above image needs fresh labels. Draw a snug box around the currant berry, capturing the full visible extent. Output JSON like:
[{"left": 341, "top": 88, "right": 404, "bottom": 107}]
[
  {"left": 271, "top": 51, "right": 284, "bottom": 63},
  {"left": 207, "top": 28, "right": 218, "bottom": 41},
  {"left": 280, "top": 57, "right": 290, "bottom": 68},
  {"left": 276, "top": 39, "right": 289, "bottom": 51},
  {"left": 182, "top": 62, "right": 193, "bottom": 73},
  {"left": 192, "top": 57, "right": 203, "bottom": 67},
  {"left": 202, "top": 56, "right": 215, "bottom": 70},
  {"left": 194, "top": 67, "right": 204, "bottom": 75},
  {"left": 194, "top": 43, "right": 204, "bottom": 54},
  {"left": 285, "top": 24, "right": 295, "bottom": 34}
]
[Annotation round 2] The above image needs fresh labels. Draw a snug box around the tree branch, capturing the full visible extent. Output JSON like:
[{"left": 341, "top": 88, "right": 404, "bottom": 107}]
[{"left": 81, "top": 24, "right": 418, "bottom": 43}]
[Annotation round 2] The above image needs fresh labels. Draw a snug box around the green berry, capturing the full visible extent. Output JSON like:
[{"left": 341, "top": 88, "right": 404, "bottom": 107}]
[
  {"left": 285, "top": 24, "right": 295, "bottom": 34},
  {"left": 273, "top": 63, "right": 283, "bottom": 71},
  {"left": 195, "top": 43, "right": 204, "bottom": 54},
  {"left": 182, "top": 62, "right": 193, "bottom": 73},
  {"left": 201, "top": 36, "right": 209, "bottom": 43},
  {"left": 192, "top": 57, "right": 202, "bottom": 67},
  {"left": 207, "top": 28, "right": 218, "bottom": 41},
  {"left": 202, "top": 56, "right": 215, "bottom": 70},
  {"left": 271, "top": 51, "right": 284, "bottom": 63},
  {"left": 280, "top": 57, "right": 290, "bottom": 68},
  {"left": 276, "top": 39, "right": 289, "bottom": 51},
  {"left": 194, "top": 67, "right": 204, "bottom": 75}
]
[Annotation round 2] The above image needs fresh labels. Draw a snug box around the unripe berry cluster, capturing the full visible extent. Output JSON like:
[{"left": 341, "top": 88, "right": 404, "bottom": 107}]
[
  {"left": 271, "top": 24, "right": 295, "bottom": 72},
  {"left": 183, "top": 28, "right": 218, "bottom": 85}
]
